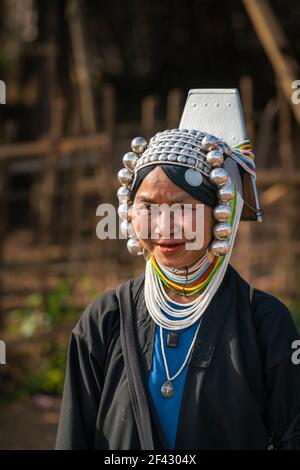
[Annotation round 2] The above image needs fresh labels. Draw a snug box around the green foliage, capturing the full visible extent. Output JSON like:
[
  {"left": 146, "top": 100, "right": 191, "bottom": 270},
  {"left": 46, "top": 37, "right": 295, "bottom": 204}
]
[
  {"left": 22, "top": 345, "right": 68, "bottom": 396},
  {"left": 2, "top": 278, "right": 98, "bottom": 401}
]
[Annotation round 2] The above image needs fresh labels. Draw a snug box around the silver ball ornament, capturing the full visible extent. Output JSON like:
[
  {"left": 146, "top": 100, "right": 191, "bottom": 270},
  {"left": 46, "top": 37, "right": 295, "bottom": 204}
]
[
  {"left": 213, "top": 222, "right": 232, "bottom": 240},
  {"left": 213, "top": 204, "right": 231, "bottom": 222},
  {"left": 117, "top": 186, "right": 131, "bottom": 203},
  {"left": 210, "top": 239, "right": 230, "bottom": 256},
  {"left": 127, "top": 238, "right": 143, "bottom": 255},
  {"left": 118, "top": 203, "right": 132, "bottom": 220},
  {"left": 118, "top": 168, "right": 133, "bottom": 185},
  {"left": 131, "top": 136, "right": 148, "bottom": 154},
  {"left": 206, "top": 149, "right": 224, "bottom": 167},
  {"left": 209, "top": 168, "right": 229, "bottom": 187},
  {"left": 123, "top": 152, "right": 138, "bottom": 170},
  {"left": 120, "top": 220, "right": 136, "bottom": 238},
  {"left": 201, "top": 134, "right": 219, "bottom": 151},
  {"left": 217, "top": 181, "right": 235, "bottom": 202}
]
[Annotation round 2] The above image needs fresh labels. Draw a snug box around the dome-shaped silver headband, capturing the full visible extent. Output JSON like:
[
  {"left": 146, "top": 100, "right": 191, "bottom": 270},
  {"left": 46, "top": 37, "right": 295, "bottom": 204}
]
[{"left": 117, "top": 129, "right": 246, "bottom": 258}]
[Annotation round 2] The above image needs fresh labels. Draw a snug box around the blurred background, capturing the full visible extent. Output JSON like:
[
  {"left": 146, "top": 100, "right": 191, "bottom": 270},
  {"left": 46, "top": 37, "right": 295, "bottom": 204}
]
[{"left": 0, "top": 0, "right": 300, "bottom": 449}]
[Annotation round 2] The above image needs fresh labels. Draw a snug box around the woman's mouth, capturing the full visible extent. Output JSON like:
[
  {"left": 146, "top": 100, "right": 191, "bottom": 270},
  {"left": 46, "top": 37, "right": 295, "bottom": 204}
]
[{"left": 155, "top": 241, "right": 185, "bottom": 253}]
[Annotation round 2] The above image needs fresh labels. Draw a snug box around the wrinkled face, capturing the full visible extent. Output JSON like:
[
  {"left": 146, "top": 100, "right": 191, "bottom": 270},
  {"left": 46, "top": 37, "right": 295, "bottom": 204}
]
[{"left": 132, "top": 166, "right": 214, "bottom": 268}]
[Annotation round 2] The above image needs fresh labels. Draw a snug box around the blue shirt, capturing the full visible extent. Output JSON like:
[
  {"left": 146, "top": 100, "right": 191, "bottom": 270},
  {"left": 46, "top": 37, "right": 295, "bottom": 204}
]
[{"left": 148, "top": 301, "right": 201, "bottom": 449}]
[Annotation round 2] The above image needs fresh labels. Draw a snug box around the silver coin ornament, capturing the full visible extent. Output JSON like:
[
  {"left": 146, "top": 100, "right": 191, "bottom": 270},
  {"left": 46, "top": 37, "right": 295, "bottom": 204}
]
[{"left": 185, "top": 168, "right": 203, "bottom": 186}]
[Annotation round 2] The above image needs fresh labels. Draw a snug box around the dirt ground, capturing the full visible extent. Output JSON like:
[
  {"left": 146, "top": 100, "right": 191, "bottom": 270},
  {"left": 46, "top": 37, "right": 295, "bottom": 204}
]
[{"left": 0, "top": 396, "right": 61, "bottom": 450}]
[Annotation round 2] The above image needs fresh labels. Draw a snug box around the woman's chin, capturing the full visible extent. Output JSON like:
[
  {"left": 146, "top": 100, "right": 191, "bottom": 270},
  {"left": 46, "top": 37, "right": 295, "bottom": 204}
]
[{"left": 153, "top": 244, "right": 190, "bottom": 268}]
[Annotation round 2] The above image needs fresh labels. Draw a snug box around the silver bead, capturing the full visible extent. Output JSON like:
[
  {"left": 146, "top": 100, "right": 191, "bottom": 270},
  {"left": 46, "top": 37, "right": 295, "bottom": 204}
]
[
  {"left": 209, "top": 168, "right": 229, "bottom": 187},
  {"left": 187, "top": 157, "right": 196, "bottom": 166},
  {"left": 120, "top": 220, "right": 136, "bottom": 238},
  {"left": 213, "top": 204, "right": 231, "bottom": 222},
  {"left": 131, "top": 136, "right": 148, "bottom": 154},
  {"left": 178, "top": 155, "right": 187, "bottom": 163},
  {"left": 118, "top": 168, "right": 133, "bottom": 185},
  {"left": 127, "top": 238, "right": 143, "bottom": 255},
  {"left": 210, "top": 239, "right": 230, "bottom": 256},
  {"left": 206, "top": 150, "right": 224, "bottom": 167},
  {"left": 201, "top": 134, "right": 219, "bottom": 151},
  {"left": 118, "top": 203, "right": 132, "bottom": 220},
  {"left": 123, "top": 151, "right": 138, "bottom": 170},
  {"left": 117, "top": 186, "right": 131, "bottom": 203},
  {"left": 217, "top": 181, "right": 235, "bottom": 202},
  {"left": 213, "top": 222, "right": 232, "bottom": 240}
]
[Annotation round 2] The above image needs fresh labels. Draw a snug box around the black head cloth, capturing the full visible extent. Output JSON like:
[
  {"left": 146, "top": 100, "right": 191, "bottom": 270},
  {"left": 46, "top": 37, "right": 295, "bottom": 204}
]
[{"left": 131, "top": 164, "right": 219, "bottom": 208}]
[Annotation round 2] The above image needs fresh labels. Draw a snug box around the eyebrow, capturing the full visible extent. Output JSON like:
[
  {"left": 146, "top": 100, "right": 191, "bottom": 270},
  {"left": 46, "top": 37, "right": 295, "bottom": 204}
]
[{"left": 135, "top": 194, "right": 198, "bottom": 204}]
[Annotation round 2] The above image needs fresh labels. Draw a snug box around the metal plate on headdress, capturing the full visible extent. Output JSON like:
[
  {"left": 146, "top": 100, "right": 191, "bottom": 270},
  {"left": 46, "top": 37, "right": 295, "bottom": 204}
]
[{"left": 179, "top": 89, "right": 247, "bottom": 146}]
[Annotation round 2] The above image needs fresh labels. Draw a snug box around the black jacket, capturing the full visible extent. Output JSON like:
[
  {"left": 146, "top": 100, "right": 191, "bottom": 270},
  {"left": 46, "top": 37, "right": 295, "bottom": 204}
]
[{"left": 55, "top": 264, "right": 300, "bottom": 450}]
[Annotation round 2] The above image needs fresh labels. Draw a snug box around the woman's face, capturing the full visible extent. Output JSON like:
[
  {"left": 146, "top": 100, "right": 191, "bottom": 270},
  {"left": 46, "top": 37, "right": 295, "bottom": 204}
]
[{"left": 131, "top": 166, "right": 214, "bottom": 268}]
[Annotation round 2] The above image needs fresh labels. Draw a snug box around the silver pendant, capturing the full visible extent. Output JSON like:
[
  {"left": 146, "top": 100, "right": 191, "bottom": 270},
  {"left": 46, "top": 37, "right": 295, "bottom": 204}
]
[{"left": 161, "top": 380, "right": 175, "bottom": 398}]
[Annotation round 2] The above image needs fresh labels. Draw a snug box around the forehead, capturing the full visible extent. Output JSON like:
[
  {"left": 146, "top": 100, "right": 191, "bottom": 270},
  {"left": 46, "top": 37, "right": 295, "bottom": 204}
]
[{"left": 134, "top": 166, "right": 200, "bottom": 203}]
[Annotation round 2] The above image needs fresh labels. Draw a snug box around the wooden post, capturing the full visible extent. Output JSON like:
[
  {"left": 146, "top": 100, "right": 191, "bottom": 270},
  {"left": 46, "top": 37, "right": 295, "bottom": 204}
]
[
  {"left": 255, "top": 98, "right": 278, "bottom": 168},
  {"left": 141, "top": 95, "right": 159, "bottom": 139},
  {"left": 66, "top": 0, "right": 97, "bottom": 133},
  {"left": 240, "top": 76, "right": 255, "bottom": 144},
  {"left": 102, "top": 84, "right": 116, "bottom": 137},
  {"left": 38, "top": 95, "right": 65, "bottom": 244},
  {"left": 166, "top": 89, "right": 183, "bottom": 129},
  {"left": 66, "top": 0, "right": 97, "bottom": 265},
  {"left": 275, "top": 84, "right": 295, "bottom": 294},
  {"left": 242, "top": 0, "right": 300, "bottom": 125}
]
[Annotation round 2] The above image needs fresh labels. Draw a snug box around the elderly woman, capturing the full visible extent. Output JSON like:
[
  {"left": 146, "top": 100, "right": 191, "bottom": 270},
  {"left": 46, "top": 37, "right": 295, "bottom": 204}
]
[{"left": 56, "top": 127, "right": 300, "bottom": 450}]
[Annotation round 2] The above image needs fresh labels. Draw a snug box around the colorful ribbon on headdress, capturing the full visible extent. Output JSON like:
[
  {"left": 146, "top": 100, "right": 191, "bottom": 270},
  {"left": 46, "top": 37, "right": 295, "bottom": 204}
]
[{"left": 230, "top": 140, "right": 256, "bottom": 179}]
